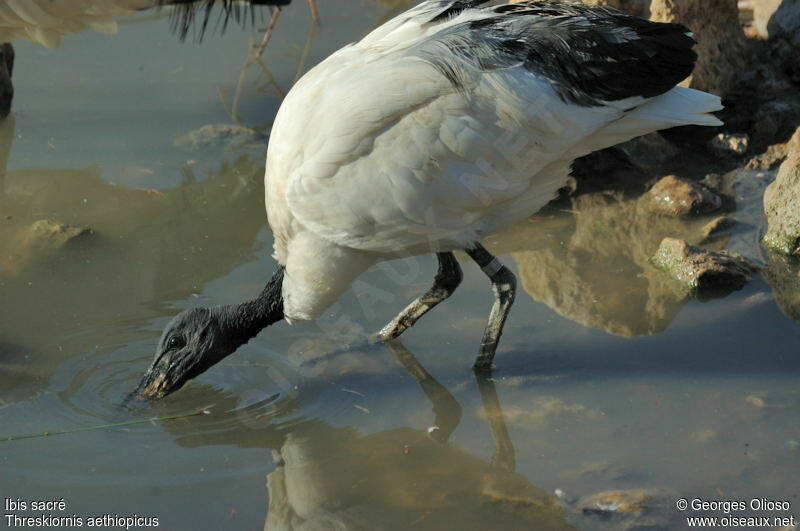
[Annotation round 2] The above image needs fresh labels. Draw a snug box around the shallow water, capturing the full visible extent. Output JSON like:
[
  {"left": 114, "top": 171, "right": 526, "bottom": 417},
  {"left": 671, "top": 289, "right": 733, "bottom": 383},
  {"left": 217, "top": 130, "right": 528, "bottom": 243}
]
[{"left": 1, "top": 2, "right": 799, "bottom": 530}]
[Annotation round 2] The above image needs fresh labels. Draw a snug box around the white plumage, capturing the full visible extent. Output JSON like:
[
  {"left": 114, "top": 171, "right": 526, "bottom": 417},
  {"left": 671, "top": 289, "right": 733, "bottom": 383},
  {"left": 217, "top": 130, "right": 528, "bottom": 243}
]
[{"left": 265, "top": 0, "right": 723, "bottom": 322}]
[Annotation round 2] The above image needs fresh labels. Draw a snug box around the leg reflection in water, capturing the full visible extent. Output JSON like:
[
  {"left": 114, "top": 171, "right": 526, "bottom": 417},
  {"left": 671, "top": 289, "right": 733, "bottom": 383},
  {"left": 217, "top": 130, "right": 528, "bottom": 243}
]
[
  {"left": 0, "top": 113, "right": 13, "bottom": 195},
  {"left": 383, "top": 339, "right": 462, "bottom": 444},
  {"left": 261, "top": 341, "right": 571, "bottom": 531}
]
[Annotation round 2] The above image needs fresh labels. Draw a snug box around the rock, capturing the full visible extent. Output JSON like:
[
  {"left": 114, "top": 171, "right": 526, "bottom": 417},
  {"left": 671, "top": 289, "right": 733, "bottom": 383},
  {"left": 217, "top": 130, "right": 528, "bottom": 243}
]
[
  {"left": 579, "top": 490, "right": 649, "bottom": 516},
  {"left": 751, "top": 100, "right": 800, "bottom": 150},
  {"left": 711, "top": 133, "right": 749, "bottom": 156},
  {"left": 752, "top": 0, "right": 784, "bottom": 38},
  {"left": 173, "top": 124, "right": 267, "bottom": 152},
  {"left": 575, "top": 489, "right": 682, "bottom": 530},
  {"left": 620, "top": 132, "right": 683, "bottom": 171},
  {"left": 762, "top": 250, "right": 800, "bottom": 323},
  {"left": 504, "top": 190, "right": 725, "bottom": 338},
  {"left": 0, "top": 219, "right": 93, "bottom": 275},
  {"left": 744, "top": 394, "right": 767, "bottom": 408},
  {"left": 647, "top": 175, "right": 722, "bottom": 217},
  {"left": 22, "top": 219, "right": 92, "bottom": 249},
  {"left": 570, "top": 147, "right": 650, "bottom": 197},
  {"left": 649, "top": 0, "right": 747, "bottom": 97},
  {"left": 0, "top": 43, "right": 13, "bottom": 120},
  {"left": 763, "top": 128, "right": 800, "bottom": 254},
  {"left": 768, "top": 0, "right": 800, "bottom": 48},
  {"left": 700, "top": 173, "right": 722, "bottom": 190},
  {"left": 651, "top": 238, "right": 758, "bottom": 292},
  {"left": 700, "top": 216, "right": 735, "bottom": 241},
  {"left": 745, "top": 143, "right": 790, "bottom": 171},
  {"left": 761, "top": 1, "right": 800, "bottom": 85},
  {"left": 582, "top": 0, "right": 650, "bottom": 17},
  {"left": 21, "top": 219, "right": 90, "bottom": 247}
]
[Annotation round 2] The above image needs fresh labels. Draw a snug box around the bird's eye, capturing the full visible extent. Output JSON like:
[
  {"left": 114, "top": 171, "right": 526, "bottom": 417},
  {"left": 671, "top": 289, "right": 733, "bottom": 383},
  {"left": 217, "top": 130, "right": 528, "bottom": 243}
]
[{"left": 167, "top": 336, "right": 185, "bottom": 350}]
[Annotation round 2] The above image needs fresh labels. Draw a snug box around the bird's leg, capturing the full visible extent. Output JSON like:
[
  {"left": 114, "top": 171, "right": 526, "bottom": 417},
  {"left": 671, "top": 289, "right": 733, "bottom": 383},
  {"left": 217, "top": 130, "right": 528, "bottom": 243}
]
[
  {"left": 0, "top": 43, "right": 13, "bottom": 121},
  {"left": 307, "top": 0, "right": 320, "bottom": 23},
  {"left": 0, "top": 108, "right": 13, "bottom": 197},
  {"left": 475, "top": 372, "right": 515, "bottom": 473},
  {"left": 378, "top": 252, "right": 462, "bottom": 341},
  {"left": 251, "top": 7, "right": 281, "bottom": 61},
  {"left": 475, "top": 372, "right": 518, "bottom": 501},
  {"left": 464, "top": 243, "right": 516, "bottom": 373},
  {"left": 384, "top": 339, "right": 462, "bottom": 442}
]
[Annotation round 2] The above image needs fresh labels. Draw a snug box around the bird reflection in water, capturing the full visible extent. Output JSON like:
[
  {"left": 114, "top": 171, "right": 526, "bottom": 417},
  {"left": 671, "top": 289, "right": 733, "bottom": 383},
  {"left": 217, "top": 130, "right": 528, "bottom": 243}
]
[{"left": 163, "top": 341, "right": 574, "bottom": 530}]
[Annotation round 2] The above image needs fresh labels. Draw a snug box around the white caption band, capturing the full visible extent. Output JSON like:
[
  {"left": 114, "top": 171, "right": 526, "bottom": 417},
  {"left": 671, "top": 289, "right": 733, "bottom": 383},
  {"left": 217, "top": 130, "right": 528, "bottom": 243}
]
[{"left": 481, "top": 258, "right": 504, "bottom": 277}]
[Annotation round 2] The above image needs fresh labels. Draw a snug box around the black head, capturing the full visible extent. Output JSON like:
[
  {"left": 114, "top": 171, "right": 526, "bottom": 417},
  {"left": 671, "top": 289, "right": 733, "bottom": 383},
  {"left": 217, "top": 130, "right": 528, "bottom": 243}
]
[
  {"left": 132, "top": 307, "right": 232, "bottom": 400},
  {"left": 130, "top": 267, "right": 285, "bottom": 401}
]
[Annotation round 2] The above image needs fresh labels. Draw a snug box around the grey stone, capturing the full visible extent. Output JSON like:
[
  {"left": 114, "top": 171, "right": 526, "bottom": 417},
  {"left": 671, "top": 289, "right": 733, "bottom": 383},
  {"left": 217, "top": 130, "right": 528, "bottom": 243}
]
[
  {"left": 763, "top": 127, "right": 800, "bottom": 254},
  {"left": 574, "top": 489, "right": 681, "bottom": 531},
  {"left": 647, "top": 175, "right": 722, "bottom": 217},
  {"left": 701, "top": 216, "right": 735, "bottom": 241},
  {"left": 650, "top": 0, "right": 747, "bottom": 97},
  {"left": 582, "top": 0, "right": 650, "bottom": 18},
  {"left": 711, "top": 133, "right": 749, "bottom": 156},
  {"left": 651, "top": 238, "right": 758, "bottom": 292},
  {"left": 173, "top": 124, "right": 267, "bottom": 152},
  {"left": 763, "top": 250, "right": 800, "bottom": 324},
  {"left": 753, "top": 0, "right": 784, "bottom": 38},
  {"left": 1, "top": 219, "right": 93, "bottom": 275},
  {"left": 768, "top": 0, "right": 800, "bottom": 47}
]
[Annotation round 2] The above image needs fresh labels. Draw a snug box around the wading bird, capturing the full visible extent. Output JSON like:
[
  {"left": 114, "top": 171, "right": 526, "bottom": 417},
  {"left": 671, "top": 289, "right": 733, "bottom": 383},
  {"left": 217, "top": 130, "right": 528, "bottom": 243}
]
[
  {"left": 0, "top": 0, "right": 317, "bottom": 117},
  {"left": 134, "top": 0, "right": 723, "bottom": 400}
]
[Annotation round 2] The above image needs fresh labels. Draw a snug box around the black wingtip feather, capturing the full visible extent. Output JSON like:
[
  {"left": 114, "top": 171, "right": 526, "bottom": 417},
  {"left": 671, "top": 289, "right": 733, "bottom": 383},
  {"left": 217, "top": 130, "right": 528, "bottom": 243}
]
[{"left": 423, "top": 0, "right": 700, "bottom": 106}]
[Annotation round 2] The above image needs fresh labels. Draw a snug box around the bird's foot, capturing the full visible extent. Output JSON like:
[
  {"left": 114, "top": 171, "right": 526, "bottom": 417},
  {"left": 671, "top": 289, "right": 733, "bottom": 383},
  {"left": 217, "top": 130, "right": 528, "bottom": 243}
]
[
  {"left": 472, "top": 361, "right": 494, "bottom": 374},
  {"left": 472, "top": 343, "right": 497, "bottom": 373},
  {"left": 307, "top": 0, "right": 320, "bottom": 24}
]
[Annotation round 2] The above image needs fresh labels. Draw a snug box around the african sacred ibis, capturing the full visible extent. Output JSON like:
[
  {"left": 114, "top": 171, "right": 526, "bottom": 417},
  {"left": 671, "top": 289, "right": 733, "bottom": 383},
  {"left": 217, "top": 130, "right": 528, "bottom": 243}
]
[{"left": 134, "top": 0, "right": 723, "bottom": 399}]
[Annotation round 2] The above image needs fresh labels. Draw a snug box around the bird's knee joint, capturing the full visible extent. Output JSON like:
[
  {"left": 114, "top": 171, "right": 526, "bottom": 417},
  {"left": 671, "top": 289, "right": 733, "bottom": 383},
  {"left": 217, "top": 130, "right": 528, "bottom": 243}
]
[
  {"left": 436, "top": 266, "right": 463, "bottom": 292},
  {"left": 492, "top": 269, "right": 516, "bottom": 292},
  {"left": 442, "top": 271, "right": 463, "bottom": 292}
]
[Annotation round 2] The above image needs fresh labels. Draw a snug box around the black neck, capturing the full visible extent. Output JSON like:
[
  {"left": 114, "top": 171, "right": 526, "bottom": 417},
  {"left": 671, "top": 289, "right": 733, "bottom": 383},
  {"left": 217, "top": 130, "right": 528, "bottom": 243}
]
[{"left": 214, "top": 266, "right": 285, "bottom": 350}]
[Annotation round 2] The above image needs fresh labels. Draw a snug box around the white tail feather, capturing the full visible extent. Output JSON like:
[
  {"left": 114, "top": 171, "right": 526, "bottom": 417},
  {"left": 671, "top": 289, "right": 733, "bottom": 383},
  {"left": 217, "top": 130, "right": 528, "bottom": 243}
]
[
  {"left": 627, "top": 86, "right": 723, "bottom": 126},
  {"left": 570, "top": 87, "right": 723, "bottom": 157}
]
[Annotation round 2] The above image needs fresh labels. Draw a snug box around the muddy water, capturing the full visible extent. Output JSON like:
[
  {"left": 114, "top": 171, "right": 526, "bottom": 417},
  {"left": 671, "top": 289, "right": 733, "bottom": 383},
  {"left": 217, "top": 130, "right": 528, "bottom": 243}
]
[{"left": 1, "top": 2, "right": 799, "bottom": 530}]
